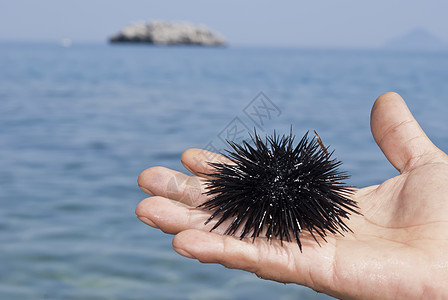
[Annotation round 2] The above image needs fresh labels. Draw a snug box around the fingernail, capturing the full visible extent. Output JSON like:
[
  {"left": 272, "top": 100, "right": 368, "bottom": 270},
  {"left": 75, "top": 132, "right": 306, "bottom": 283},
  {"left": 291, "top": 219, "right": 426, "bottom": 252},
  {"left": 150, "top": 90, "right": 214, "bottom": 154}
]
[
  {"left": 183, "top": 164, "right": 195, "bottom": 175},
  {"left": 174, "top": 247, "right": 196, "bottom": 259},
  {"left": 139, "top": 186, "right": 154, "bottom": 196},
  {"left": 137, "top": 216, "right": 158, "bottom": 228}
]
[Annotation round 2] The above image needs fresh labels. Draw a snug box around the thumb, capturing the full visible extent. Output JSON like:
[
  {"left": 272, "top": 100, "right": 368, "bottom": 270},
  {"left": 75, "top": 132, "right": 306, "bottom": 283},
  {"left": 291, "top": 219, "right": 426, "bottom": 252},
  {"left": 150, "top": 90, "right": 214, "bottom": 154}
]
[{"left": 370, "top": 92, "right": 442, "bottom": 173}]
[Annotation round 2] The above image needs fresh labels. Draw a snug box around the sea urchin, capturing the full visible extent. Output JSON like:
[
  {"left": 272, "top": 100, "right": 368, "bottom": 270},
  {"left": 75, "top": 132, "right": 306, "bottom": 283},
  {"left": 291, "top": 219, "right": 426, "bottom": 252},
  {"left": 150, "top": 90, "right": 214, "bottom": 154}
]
[{"left": 198, "top": 130, "right": 360, "bottom": 250}]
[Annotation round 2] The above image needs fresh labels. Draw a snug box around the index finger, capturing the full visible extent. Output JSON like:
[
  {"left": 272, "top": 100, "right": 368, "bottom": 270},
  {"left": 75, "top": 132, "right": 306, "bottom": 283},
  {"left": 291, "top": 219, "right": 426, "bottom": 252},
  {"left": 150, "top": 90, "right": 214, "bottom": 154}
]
[{"left": 181, "top": 148, "right": 233, "bottom": 178}]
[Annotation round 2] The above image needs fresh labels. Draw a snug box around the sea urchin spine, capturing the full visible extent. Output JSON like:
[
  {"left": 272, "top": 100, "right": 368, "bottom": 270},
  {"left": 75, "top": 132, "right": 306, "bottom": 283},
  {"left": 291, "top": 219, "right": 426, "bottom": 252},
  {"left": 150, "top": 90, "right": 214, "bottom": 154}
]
[{"left": 198, "top": 130, "right": 360, "bottom": 250}]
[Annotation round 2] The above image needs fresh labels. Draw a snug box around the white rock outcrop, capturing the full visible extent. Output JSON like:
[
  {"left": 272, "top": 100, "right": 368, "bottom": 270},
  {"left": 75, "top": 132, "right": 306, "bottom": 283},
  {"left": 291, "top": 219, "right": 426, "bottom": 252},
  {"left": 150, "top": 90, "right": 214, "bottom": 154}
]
[{"left": 110, "top": 21, "right": 226, "bottom": 46}]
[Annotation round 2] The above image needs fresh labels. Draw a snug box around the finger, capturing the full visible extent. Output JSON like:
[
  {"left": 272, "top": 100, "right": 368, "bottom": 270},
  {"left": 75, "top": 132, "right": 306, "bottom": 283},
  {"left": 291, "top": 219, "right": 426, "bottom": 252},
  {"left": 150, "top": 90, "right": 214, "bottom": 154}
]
[
  {"left": 181, "top": 148, "right": 232, "bottom": 178},
  {"left": 135, "top": 196, "right": 214, "bottom": 234},
  {"left": 137, "top": 166, "right": 209, "bottom": 206},
  {"left": 136, "top": 196, "right": 272, "bottom": 237},
  {"left": 370, "top": 92, "right": 442, "bottom": 173},
  {"left": 172, "top": 229, "right": 335, "bottom": 288}
]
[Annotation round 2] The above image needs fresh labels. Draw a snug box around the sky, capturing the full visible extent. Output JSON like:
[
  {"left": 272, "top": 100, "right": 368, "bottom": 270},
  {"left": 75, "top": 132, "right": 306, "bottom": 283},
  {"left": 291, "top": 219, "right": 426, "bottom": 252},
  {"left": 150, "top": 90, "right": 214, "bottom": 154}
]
[{"left": 1, "top": 0, "right": 447, "bottom": 48}]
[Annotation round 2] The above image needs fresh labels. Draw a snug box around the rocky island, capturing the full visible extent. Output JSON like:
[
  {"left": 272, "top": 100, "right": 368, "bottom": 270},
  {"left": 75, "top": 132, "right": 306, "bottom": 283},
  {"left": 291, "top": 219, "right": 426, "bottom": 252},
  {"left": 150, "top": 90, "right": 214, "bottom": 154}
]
[
  {"left": 383, "top": 28, "right": 447, "bottom": 52},
  {"left": 109, "top": 21, "right": 226, "bottom": 46}
]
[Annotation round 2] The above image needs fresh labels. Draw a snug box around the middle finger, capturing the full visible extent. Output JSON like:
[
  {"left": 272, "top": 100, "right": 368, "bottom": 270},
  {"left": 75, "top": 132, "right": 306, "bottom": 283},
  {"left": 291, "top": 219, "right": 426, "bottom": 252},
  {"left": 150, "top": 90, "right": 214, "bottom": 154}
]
[{"left": 138, "top": 166, "right": 210, "bottom": 206}]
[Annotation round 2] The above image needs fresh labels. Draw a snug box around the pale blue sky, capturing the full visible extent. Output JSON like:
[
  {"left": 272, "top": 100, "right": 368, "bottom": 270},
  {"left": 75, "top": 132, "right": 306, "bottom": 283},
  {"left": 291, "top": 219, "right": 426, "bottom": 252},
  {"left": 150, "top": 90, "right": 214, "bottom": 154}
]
[{"left": 1, "top": 0, "right": 447, "bottom": 47}]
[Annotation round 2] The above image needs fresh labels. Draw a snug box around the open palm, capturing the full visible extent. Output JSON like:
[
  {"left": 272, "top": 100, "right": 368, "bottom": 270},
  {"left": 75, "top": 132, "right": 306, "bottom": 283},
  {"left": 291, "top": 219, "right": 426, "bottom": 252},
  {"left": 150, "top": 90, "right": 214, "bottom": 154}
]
[{"left": 136, "top": 92, "right": 448, "bottom": 299}]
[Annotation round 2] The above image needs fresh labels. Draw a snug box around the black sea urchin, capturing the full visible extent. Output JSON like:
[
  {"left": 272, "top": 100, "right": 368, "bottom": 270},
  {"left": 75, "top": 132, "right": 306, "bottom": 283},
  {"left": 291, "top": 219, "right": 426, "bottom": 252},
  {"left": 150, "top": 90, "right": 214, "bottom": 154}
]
[{"left": 198, "top": 130, "right": 360, "bottom": 250}]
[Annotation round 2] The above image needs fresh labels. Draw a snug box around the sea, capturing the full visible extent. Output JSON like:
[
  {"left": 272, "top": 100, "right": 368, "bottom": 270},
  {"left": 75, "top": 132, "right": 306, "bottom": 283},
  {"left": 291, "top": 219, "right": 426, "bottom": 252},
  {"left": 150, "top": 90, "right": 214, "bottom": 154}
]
[{"left": 1, "top": 42, "right": 448, "bottom": 300}]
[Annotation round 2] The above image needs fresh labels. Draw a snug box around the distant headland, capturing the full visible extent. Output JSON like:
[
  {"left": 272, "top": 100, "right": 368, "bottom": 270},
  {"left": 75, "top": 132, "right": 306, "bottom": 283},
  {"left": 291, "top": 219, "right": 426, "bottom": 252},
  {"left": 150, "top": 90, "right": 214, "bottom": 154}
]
[
  {"left": 383, "top": 28, "right": 447, "bottom": 52},
  {"left": 109, "top": 21, "right": 226, "bottom": 46}
]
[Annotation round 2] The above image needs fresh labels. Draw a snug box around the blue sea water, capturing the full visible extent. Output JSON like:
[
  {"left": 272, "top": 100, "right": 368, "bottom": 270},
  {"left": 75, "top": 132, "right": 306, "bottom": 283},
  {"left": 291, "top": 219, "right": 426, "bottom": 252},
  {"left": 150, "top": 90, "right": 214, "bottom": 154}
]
[{"left": 0, "top": 42, "right": 448, "bottom": 300}]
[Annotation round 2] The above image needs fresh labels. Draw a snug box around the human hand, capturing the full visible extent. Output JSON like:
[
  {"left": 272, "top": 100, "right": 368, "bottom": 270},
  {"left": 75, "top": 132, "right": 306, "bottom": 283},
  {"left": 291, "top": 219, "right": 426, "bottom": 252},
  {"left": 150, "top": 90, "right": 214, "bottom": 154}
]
[{"left": 136, "top": 92, "right": 448, "bottom": 300}]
